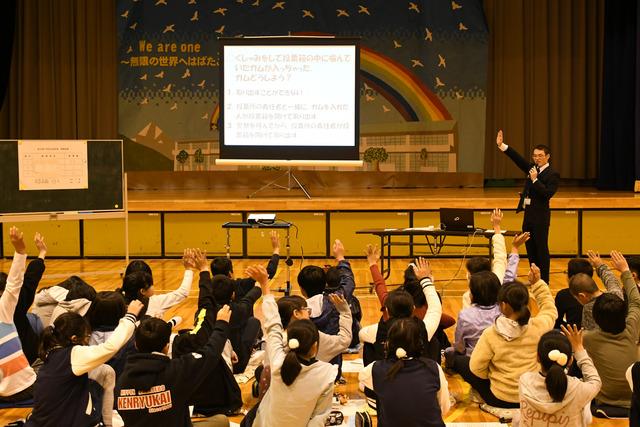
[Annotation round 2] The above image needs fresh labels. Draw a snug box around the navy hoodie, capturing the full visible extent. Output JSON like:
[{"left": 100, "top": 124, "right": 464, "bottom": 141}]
[{"left": 116, "top": 320, "right": 229, "bottom": 427}]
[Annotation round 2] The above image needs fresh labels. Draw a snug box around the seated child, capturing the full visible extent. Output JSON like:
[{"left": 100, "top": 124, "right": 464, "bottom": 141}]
[
  {"left": 32, "top": 275, "right": 96, "bottom": 326},
  {"left": 123, "top": 249, "right": 194, "bottom": 319},
  {"left": 0, "top": 231, "right": 47, "bottom": 364},
  {"left": 361, "top": 244, "right": 455, "bottom": 352},
  {"left": 461, "top": 209, "right": 508, "bottom": 308},
  {"left": 169, "top": 247, "right": 243, "bottom": 417},
  {"left": 116, "top": 306, "right": 231, "bottom": 427},
  {"left": 568, "top": 250, "right": 624, "bottom": 331},
  {"left": 444, "top": 270, "right": 501, "bottom": 369},
  {"left": 584, "top": 250, "right": 640, "bottom": 415},
  {"left": 458, "top": 264, "right": 557, "bottom": 420},
  {"left": 27, "top": 301, "right": 144, "bottom": 427},
  {"left": 0, "top": 228, "right": 37, "bottom": 403},
  {"left": 87, "top": 291, "right": 136, "bottom": 377},
  {"left": 247, "top": 265, "right": 337, "bottom": 427},
  {"left": 359, "top": 317, "right": 450, "bottom": 427},
  {"left": 209, "top": 271, "right": 262, "bottom": 374},
  {"left": 298, "top": 239, "right": 354, "bottom": 337},
  {"left": 210, "top": 230, "right": 280, "bottom": 302},
  {"left": 514, "top": 326, "right": 601, "bottom": 426},
  {"left": 554, "top": 258, "right": 594, "bottom": 329}
]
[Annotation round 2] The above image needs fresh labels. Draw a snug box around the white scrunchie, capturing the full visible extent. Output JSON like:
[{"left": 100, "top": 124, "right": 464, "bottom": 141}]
[
  {"left": 395, "top": 347, "right": 407, "bottom": 359},
  {"left": 548, "top": 349, "right": 568, "bottom": 367},
  {"left": 288, "top": 338, "right": 300, "bottom": 350}
]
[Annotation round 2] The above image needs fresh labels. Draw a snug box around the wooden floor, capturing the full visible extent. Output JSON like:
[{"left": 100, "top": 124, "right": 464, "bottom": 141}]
[
  {"left": 127, "top": 186, "right": 640, "bottom": 212},
  {"left": 0, "top": 257, "right": 629, "bottom": 426}
]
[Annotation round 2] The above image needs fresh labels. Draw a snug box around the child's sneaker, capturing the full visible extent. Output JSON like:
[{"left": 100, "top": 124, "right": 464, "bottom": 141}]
[{"left": 479, "top": 403, "right": 515, "bottom": 422}]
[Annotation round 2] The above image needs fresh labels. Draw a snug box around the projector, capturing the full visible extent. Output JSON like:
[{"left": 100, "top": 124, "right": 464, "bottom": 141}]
[{"left": 247, "top": 213, "right": 276, "bottom": 225}]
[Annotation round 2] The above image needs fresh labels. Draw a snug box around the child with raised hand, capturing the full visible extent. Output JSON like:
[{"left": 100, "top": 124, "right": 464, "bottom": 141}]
[
  {"left": 361, "top": 245, "right": 454, "bottom": 349},
  {"left": 5, "top": 232, "right": 47, "bottom": 365},
  {"left": 170, "top": 248, "right": 243, "bottom": 417},
  {"left": 515, "top": 325, "right": 601, "bottom": 427},
  {"left": 365, "top": 257, "right": 443, "bottom": 366},
  {"left": 444, "top": 269, "right": 501, "bottom": 370},
  {"left": 116, "top": 304, "right": 232, "bottom": 427},
  {"left": 276, "top": 293, "right": 352, "bottom": 363},
  {"left": 298, "top": 239, "right": 355, "bottom": 337},
  {"left": 122, "top": 248, "right": 195, "bottom": 319},
  {"left": 26, "top": 299, "right": 144, "bottom": 427},
  {"left": 210, "top": 230, "right": 281, "bottom": 302},
  {"left": 0, "top": 227, "right": 37, "bottom": 402},
  {"left": 462, "top": 208, "right": 509, "bottom": 308},
  {"left": 87, "top": 291, "right": 135, "bottom": 377},
  {"left": 459, "top": 264, "right": 557, "bottom": 420},
  {"left": 246, "top": 265, "right": 337, "bottom": 427},
  {"left": 358, "top": 316, "right": 450, "bottom": 427},
  {"left": 584, "top": 250, "right": 640, "bottom": 415},
  {"left": 204, "top": 250, "right": 263, "bottom": 374}
]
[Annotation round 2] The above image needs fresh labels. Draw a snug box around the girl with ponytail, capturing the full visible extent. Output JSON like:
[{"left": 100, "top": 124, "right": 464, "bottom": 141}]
[
  {"left": 245, "top": 265, "right": 337, "bottom": 427},
  {"left": 359, "top": 317, "right": 450, "bottom": 427},
  {"left": 515, "top": 325, "right": 601, "bottom": 426},
  {"left": 27, "top": 301, "right": 144, "bottom": 427},
  {"left": 457, "top": 264, "right": 558, "bottom": 419}
]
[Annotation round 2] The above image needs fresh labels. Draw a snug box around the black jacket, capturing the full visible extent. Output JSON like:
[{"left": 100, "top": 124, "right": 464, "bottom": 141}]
[
  {"left": 504, "top": 146, "right": 560, "bottom": 223},
  {"left": 116, "top": 320, "right": 229, "bottom": 427},
  {"left": 199, "top": 271, "right": 262, "bottom": 357},
  {"left": 233, "top": 253, "right": 280, "bottom": 300},
  {"left": 171, "top": 273, "right": 242, "bottom": 416}
]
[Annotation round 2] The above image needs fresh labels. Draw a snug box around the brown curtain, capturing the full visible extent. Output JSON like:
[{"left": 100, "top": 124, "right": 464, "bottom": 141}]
[
  {"left": 484, "top": 0, "right": 604, "bottom": 179},
  {"left": 0, "top": 0, "right": 117, "bottom": 139}
]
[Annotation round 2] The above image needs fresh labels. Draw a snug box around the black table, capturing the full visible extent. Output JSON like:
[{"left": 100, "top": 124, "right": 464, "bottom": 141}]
[
  {"left": 356, "top": 227, "right": 519, "bottom": 279},
  {"left": 222, "top": 221, "right": 293, "bottom": 295}
]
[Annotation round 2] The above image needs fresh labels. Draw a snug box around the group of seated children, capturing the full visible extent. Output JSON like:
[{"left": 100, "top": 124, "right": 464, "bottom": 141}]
[{"left": 3, "top": 212, "right": 640, "bottom": 427}]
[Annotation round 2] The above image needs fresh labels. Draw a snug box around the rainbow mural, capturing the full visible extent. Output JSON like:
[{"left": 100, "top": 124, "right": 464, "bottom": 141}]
[
  {"left": 359, "top": 46, "right": 451, "bottom": 122},
  {"left": 210, "top": 44, "right": 451, "bottom": 130}
]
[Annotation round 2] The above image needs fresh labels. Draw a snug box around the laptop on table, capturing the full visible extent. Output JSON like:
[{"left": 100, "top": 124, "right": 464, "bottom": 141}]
[{"left": 439, "top": 208, "right": 475, "bottom": 232}]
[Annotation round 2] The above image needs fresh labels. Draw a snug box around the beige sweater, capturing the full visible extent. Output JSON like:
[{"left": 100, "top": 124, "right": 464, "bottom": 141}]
[{"left": 470, "top": 280, "right": 558, "bottom": 403}]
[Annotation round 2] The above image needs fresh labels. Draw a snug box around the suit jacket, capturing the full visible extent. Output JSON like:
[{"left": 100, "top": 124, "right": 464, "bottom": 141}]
[{"left": 504, "top": 146, "right": 560, "bottom": 224}]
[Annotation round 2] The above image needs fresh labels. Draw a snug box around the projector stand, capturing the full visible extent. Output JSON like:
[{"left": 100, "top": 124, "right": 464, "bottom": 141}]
[{"left": 248, "top": 167, "right": 311, "bottom": 199}]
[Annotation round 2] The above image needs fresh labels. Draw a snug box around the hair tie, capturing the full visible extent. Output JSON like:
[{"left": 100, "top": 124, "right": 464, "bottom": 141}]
[
  {"left": 288, "top": 338, "right": 300, "bottom": 350},
  {"left": 395, "top": 347, "right": 407, "bottom": 359},
  {"left": 548, "top": 349, "right": 568, "bottom": 367}
]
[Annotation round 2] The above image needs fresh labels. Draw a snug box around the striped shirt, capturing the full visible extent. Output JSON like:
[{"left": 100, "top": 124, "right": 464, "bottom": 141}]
[{"left": 0, "top": 252, "right": 36, "bottom": 396}]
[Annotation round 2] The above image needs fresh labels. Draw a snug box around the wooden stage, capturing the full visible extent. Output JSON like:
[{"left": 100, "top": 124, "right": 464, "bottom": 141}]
[
  {"left": 128, "top": 185, "right": 640, "bottom": 212},
  {"left": 123, "top": 182, "right": 640, "bottom": 259}
]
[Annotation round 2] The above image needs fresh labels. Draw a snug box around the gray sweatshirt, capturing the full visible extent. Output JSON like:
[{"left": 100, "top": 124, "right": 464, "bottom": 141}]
[
  {"left": 514, "top": 349, "right": 601, "bottom": 427},
  {"left": 255, "top": 294, "right": 337, "bottom": 427}
]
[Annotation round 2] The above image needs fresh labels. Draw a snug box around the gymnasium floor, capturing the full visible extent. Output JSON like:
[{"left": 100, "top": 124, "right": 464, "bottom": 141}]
[{"left": 0, "top": 257, "right": 629, "bottom": 426}]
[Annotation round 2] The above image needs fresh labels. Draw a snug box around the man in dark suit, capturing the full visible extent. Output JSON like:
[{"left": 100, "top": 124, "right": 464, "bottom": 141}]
[{"left": 496, "top": 130, "right": 560, "bottom": 283}]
